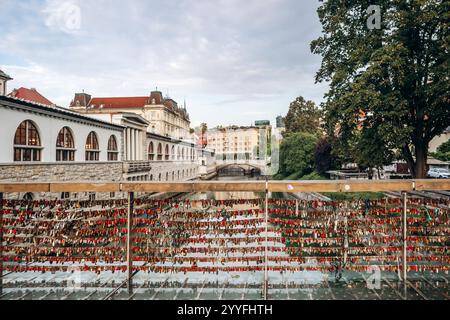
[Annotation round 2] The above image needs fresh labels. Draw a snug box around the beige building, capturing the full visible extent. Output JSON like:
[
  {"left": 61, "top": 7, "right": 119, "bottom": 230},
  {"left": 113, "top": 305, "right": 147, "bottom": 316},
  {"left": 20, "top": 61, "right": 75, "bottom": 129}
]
[
  {"left": 70, "top": 91, "right": 191, "bottom": 140},
  {"left": 207, "top": 126, "right": 262, "bottom": 161},
  {"left": 429, "top": 127, "right": 450, "bottom": 153}
]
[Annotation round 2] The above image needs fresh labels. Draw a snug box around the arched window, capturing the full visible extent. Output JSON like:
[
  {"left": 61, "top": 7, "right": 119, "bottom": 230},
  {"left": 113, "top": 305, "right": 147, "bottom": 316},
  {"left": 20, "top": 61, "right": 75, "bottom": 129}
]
[
  {"left": 177, "top": 171, "right": 180, "bottom": 180},
  {"left": 158, "top": 173, "right": 162, "bottom": 181},
  {"left": 85, "top": 132, "right": 100, "bottom": 161},
  {"left": 56, "top": 127, "right": 75, "bottom": 161},
  {"left": 181, "top": 148, "right": 185, "bottom": 161},
  {"left": 107, "top": 135, "right": 118, "bottom": 161},
  {"left": 23, "top": 192, "right": 34, "bottom": 201},
  {"left": 157, "top": 143, "right": 163, "bottom": 160},
  {"left": 166, "top": 172, "right": 169, "bottom": 181},
  {"left": 148, "top": 142, "right": 154, "bottom": 161},
  {"left": 177, "top": 146, "right": 181, "bottom": 160},
  {"left": 14, "top": 120, "right": 42, "bottom": 162},
  {"left": 171, "top": 146, "right": 175, "bottom": 161},
  {"left": 150, "top": 174, "right": 153, "bottom": 181},
  {"left": 172, "top": 172, "right": 175, "bottom": 180},
  {"left": 165, "top": 144, "right": 169, "bottom": 161}
]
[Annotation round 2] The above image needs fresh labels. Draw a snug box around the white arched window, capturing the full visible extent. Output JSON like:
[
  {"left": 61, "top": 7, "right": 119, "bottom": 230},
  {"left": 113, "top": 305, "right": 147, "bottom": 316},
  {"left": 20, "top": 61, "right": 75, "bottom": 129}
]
[
  {"left": 56, "top": 127, "right": 75, "bottom": 161},
  {"left": 85, "top": 132, "right": 100, "bottom": 161},
  {"left": 14, "top": 120, "right": 42, "bottom": 162},
  {"left": 107, "top": 135, "right": 118, "bottom": 161}
]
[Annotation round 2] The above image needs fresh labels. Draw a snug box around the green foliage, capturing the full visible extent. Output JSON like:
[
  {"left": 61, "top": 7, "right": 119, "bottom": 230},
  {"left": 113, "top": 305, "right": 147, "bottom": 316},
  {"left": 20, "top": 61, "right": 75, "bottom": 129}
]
[
  {"left": 300, "top": 172, "right": 327, "bottom": 180},
  {"left": 279, "top": 132, "right": 319, "bottom": 178},
  {"left": 432, "top": 140, "right": 450, "bottom": 161},
  {"left": 323, "top": 192, "right": 385, "bottom": 201},
  {"left": 314, "top": 137, "right": 339, "bottom": 175},
  {"left": 284, "top": 96, "right": 322, "bottom": 136},
  {"left": 311, "top": 1, "right": 450, "bottom": 178}
]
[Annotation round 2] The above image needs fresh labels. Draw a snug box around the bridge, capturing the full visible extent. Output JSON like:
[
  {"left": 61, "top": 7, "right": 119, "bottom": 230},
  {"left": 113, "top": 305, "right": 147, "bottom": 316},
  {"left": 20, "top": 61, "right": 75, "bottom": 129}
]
[{"left": 215, "top": 159, "right": 269, "bottom": 175}]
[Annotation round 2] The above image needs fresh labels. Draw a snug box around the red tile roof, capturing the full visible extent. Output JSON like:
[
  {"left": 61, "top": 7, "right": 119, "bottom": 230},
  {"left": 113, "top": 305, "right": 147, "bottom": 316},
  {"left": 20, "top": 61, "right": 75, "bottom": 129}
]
[
  {"left": 8, "top": 87, "right": 54, "bottom": 106},
  {"left": 88, "top": 97, "right": 149, "bottom": 109}
]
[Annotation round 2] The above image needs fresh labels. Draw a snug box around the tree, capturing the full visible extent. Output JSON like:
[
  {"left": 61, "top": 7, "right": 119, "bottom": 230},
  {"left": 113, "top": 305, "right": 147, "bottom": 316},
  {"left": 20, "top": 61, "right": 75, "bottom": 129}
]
[
  {"left": 284, "top": 96, "right": 322, "bottom": 136},
  {"left": 311, "top": 1, "right": 450, "bottom": 178},
  {"left": 279, "top": 132, "right": 319, "bottom": 178},
  {"left": 432, "top": 139, "right": 450, "bottom": 161},
  {"left": 314, "top": 137, "right": 339, "bottom": 175}
]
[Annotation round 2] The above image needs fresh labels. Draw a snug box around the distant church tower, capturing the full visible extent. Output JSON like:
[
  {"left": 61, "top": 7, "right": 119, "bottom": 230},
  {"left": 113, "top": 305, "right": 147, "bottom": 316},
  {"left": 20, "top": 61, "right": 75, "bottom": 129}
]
[{"left": 0, "top": 69, "right": 13, "bottom": 96}]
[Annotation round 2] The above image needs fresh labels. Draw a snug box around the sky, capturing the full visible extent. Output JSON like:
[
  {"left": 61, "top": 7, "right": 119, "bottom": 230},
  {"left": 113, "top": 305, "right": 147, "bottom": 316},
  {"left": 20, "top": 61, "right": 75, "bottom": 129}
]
[{"left": 0, "top": 0, "right": 328, "bottom": 128}]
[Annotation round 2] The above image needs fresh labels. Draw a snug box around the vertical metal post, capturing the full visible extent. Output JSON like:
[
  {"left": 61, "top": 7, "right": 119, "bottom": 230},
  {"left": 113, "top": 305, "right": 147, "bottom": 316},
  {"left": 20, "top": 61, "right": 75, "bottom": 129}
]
[
  {"left": 127, "top": 192, "right": 134, "bottom": 294},
  {"left": 264, "top": 177, "right": 269, "bottom": 300},
  {"left": 402, "top": 192, "right": 407, "bottom": 283},
  {"left": 402, "top": 192, "right": 408, "bottom": 300},
  {"left": 295, "top": 200, "right": 299, "bottom": 216},
  {"left": 0, "top": 192, "right": 3, "bottom": 297}
]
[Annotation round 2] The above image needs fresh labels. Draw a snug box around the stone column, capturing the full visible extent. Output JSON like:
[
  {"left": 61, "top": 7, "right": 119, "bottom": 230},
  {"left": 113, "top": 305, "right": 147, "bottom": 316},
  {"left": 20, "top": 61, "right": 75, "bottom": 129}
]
[{"left": 127, "top": 128, "right": 132, "bottom": 161}]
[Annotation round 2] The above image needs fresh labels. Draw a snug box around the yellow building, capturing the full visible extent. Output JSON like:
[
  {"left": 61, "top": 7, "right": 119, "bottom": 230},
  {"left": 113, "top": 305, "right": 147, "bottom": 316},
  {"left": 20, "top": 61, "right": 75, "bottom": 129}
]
[
  {"left": 70, "top": 91, "right": 190, "bottom": 140},
  {"left": 207, "top": 126, "right": 262, "bottom": 161}
]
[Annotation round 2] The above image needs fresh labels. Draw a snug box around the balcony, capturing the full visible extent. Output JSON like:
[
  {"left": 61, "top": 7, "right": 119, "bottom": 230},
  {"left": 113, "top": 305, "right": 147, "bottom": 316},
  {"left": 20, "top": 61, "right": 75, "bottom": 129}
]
[{"left": 122, "top": 161, "right": 152, "bottom": 173}]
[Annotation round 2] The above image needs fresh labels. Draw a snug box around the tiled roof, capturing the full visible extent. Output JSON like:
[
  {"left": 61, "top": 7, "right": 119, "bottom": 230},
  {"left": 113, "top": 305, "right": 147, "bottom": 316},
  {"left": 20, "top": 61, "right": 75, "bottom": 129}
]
[
  {"left": 8, "top": 87, "right": 54, "bottom": 106},
  {"left": 88, "top": 97, "right": 149, "bottom": 109}
]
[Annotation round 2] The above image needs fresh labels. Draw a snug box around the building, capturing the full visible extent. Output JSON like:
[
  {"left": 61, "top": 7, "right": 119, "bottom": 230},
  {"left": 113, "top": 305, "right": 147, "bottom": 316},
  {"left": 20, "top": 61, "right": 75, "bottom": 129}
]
[
  {"left": 255, "top": 120, "right": 270, "bottom": 127},
  {"left": 0, "top": 95, "right": 125, "bottom": 200},
  {"left": 0, "top": 69, "right": 13, "bottom": 96},
  {"left": 429, "top": 127, "right": 450, "bottom": 153},
  {"left": 207, "top": 126, "right": 263, "bottom": 161},
  {"left": 0, "top": 72, "right": 211, "bottom": 200},
  {"left": 69, "top": 91, "right": 191, "bottom": 140},
  {"left": 276, "top": 116, "right": 285, "bottom": 128},
  {"left": 8, "top": 87, "right": 55, "bottom": 107}
]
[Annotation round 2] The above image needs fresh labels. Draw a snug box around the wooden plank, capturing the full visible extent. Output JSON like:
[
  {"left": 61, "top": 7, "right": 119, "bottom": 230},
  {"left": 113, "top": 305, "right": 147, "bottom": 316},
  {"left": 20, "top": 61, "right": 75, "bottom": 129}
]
[
  {"left": 414, "top": 179, "right": 450, "bottom": 191},
  {"left": 0, "top": 179, "right": 447, "bottom": 193},
  {"left": 0, "top": 183, "right": 50, "bottom": 192},
  {"left": 50, "top": 183, "right": 120, "bottom": 192}
]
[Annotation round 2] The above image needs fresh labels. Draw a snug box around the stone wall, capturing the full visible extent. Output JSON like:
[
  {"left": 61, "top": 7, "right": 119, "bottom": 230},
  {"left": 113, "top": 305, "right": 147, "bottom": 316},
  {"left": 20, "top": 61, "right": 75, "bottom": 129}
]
[
  {"left": 0, "top": 162, "right": 123, "bottom": 182},
  {"left": 0, "top": 162, "right": 124, "bottom": 200}
]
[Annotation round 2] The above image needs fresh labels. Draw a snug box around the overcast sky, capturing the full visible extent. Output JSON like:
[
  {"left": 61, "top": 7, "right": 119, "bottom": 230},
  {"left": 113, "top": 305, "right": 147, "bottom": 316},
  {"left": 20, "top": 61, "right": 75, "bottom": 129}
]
[{"left": 0, "top": 0, "right": 328, "bottom": 127}]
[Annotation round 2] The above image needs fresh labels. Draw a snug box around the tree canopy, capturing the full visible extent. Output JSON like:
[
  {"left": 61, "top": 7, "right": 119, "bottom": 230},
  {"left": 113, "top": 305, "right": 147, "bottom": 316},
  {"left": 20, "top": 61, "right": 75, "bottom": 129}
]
[
  {"left": 279, "top": 132, "right": 319, "bottom": 178},
  {"left": 284, "top": 96, "right": 322, "bottom": 136},
  {"left": 311, "top": 0, "right": 450, "bottom": 178}
]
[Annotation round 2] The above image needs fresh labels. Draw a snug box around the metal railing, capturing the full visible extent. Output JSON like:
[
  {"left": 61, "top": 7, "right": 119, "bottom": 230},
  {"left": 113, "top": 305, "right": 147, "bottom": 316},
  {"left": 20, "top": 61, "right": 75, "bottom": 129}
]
[{"left": 1, "top": 179, "right": 449, "bottom": 300}]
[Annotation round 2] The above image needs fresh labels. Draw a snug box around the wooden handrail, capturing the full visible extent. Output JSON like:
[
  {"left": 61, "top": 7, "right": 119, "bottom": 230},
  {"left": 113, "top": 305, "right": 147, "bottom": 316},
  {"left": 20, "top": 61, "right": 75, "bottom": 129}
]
[{"left": 0, "top": 179, "right": 449, "bottom": 193}]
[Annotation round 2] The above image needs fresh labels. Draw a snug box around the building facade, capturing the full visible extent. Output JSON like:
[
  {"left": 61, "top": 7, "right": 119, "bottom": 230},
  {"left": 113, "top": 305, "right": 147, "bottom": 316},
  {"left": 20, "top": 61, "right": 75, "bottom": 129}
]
[
  {"left": 207, "top": 126, "right": 262, "bottom": 161},
  {"left": 69, "top": 91, "right": 191, "bottom": 140}
]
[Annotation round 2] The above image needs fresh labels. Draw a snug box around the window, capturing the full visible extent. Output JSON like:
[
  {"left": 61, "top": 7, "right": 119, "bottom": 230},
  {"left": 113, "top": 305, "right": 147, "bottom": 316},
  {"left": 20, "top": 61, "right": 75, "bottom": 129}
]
[
  {"left": 56, "top": 127, "right": 75, "bottom": 162},
  {"left": 14, "top": 120, "right": 42, "bottom": 162},
  {"left": 85, "top": 132, "right": 100, "bottom": 161},
  {"left": 89, "top": 193, "right": 96, "bottom": 201},
  {"left": 148, "top": 142, "right": 154, "bottom": 160},
  {"left": 23, "top": 192, "right": 34, "bottom": 201},
  {"left": 165, "top": 144, "right": 170, "bottom": 160},
  {"left": 157, "top": 143, "right": 163, "bottom": 161},
  {"left": 110, "top": 192, "right": 116, "bottom": 198},
  {"left": 107, "top": 135, "right": 118, "bottom": 161},
  {"left": 61, "top": 192, "right": 70, "bottom": 199},
  {"left": 171, "top": 146, "right": 175, "bottom": 160}
]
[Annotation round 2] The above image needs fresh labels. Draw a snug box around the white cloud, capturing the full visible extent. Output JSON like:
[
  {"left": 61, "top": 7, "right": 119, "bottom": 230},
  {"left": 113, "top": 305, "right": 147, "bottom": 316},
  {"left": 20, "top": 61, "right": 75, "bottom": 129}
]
[{"left": 0, "top": 0, "right": 327, "bottom": 126}]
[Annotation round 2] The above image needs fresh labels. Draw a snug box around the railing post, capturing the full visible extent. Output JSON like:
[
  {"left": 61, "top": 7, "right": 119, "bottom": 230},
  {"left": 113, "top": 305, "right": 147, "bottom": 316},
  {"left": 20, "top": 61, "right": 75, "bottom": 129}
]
[
  {"left": 0, "top": 192, "right": 3, "bottom": 297},
  {"left": 402, "top": 191, "right": 408, "bottom": 299},
  {"left": 127, "top": 191, "right": 134, "bottom": 295},
  {"left": 264, "top": 177, "right": 268, "bottom": 300}
]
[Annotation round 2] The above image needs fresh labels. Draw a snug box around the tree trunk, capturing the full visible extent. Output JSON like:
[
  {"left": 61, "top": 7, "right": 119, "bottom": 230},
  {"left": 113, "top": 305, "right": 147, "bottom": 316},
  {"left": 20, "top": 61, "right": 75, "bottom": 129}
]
[
  {"left": 402, "top": 145, "right": 416, "bottom": 178},
  {"left": 415, "top": 144, "right": 428, "bottom": 179}
]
